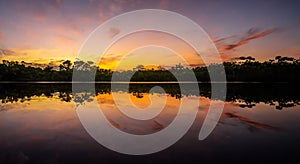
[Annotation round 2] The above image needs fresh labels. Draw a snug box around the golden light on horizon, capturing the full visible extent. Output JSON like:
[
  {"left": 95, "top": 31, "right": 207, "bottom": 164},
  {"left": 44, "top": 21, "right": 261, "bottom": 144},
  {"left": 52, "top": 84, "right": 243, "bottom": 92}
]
[{"left": 98, "top": 31, "right": 204, "bottom": 71}]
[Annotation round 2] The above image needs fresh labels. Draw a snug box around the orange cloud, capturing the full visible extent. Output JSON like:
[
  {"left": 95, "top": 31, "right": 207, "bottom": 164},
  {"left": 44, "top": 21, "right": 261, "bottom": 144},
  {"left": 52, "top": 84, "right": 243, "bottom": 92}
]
[
  {"left": 1, "top": 48, "right": 74, "bottom": 64},
  {"left": 99, "top": 55, "right": 123, "bottom": 69}
]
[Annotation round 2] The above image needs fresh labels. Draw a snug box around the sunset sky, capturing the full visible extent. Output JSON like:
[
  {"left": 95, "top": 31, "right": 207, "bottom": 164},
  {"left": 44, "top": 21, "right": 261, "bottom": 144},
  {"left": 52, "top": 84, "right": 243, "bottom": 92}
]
[{"left": 0, "top": 0, "right": 300, "bottom": 70}]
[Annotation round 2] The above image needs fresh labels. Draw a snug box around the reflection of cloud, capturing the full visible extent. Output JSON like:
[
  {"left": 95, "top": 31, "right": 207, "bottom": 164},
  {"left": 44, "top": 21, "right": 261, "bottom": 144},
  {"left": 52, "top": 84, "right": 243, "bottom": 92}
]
[
  {"left": 108, "top": 118, "right": 121, "bottom": 129},
  {"left": 224, "top": 112, "right": 282, "bottom": 132},
  {"left": 215, "top": 28, "right": 278, "bottom": 52},
  {"left": 153, "top": 120, "right": 164, "bottom": 130}
]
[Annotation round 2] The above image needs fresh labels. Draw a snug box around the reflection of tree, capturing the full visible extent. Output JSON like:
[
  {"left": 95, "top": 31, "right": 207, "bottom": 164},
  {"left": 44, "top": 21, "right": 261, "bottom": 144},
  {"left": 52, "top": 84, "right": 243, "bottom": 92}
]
[
  {"left": 226, "top": 83, "right": 300, "bottom": 110},
  {"left": 73, "top": 92, "right": 95, "bottom": 106},
  {"left": 0, "top": 83, "right": 299, "bottom": 110},
  {"left": 0, "top": 84, "right": 72, "bottom": 103},
  {"left": 132, "top": 92, "right": 144, "bottom": 98},
  {"left": 58, "top": 92, "right": 72, "bottom": 102},
  {"left": 238, "top": 103, "right": 256, "bottom": 108}
]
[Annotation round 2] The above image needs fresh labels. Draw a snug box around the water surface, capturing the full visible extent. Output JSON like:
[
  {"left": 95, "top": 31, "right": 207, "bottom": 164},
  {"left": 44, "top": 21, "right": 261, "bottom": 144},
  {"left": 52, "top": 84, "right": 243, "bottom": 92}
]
[{"left": 0, "top": 83, "right": 299, "bottom": 163}]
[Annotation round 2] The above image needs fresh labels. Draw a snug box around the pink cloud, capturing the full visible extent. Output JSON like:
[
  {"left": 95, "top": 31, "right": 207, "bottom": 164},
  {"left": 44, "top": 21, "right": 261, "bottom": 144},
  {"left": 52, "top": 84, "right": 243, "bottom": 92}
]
[
  {"left": 45, "top": 23, "right": 83, "bottom": 39},
  {"left": 31, "top": 14, "right": 47, "bottom": 23},
  {"left": 159, "top": 0, "right": 169, "bottom": 9},
  {"left": 55, "top": 36, "right": 76, "bottom": 47},
  {"left": 98, "top": 10, "right": 107, "bottom": 20},
  {"left": 110, "top": 3, "right": 122, "bottom": 12},
  {"left": 0, "top": 48, "right": 15, "bottom": 56},
  {"left": 215, "top": 28, "right": 278, "bottom": 52},
  {"left": 108, "top": 27, "right": 121, "bottom": 38},
  {"left": 55, "top": 0, "right": 63, "bottom": 6}
]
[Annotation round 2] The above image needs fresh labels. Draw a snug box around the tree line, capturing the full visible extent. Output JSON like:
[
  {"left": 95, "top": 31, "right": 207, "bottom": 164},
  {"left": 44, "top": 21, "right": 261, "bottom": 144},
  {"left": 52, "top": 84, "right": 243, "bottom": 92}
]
[{"left": 0, "top": 56, "right": 299, "bottom": 82}]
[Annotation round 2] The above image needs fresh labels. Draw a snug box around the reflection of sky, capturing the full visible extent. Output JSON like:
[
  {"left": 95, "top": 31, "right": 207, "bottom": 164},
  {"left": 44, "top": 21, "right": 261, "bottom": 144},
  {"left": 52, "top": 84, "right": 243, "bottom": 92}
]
[
  {"left": 0, "top": 0, "right": 300, "bottom": 69},
  {"left": 0, "top": 93, "right": 299, "bottom": 135},
  {"left": 0, "top": 92, "right": 300, "bottom": 162}
]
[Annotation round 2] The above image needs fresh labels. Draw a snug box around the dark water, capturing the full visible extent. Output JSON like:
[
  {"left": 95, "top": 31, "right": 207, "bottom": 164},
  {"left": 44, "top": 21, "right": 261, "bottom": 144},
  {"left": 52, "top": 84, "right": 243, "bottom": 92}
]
[{"left": 0, "top": 83, "right": 299, "bottom": 163}]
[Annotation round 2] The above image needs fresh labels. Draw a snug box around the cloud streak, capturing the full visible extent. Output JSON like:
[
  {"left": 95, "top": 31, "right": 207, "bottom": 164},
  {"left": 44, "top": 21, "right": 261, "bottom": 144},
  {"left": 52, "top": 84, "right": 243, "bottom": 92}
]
[{"left": 215, "top": 28, "right": 278, "bottom": 52}]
